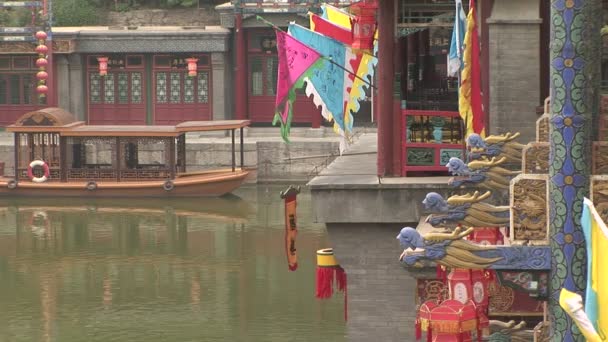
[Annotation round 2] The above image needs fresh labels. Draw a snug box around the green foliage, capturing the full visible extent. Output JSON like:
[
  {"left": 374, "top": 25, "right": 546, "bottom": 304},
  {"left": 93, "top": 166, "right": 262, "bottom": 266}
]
[
  {"left": 54, "top": 0, "right": 104, "bottom": 26},
  {"left": 0, "top": 8, "right": 35, "bottom": 27}
]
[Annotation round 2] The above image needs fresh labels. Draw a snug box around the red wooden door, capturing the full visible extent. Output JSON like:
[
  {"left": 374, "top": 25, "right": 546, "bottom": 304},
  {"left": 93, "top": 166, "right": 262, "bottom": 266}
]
[
  {"left": 153, "top": 70, "right": 211, "bottom": 125},
  {"left": 87, "top": 55, "right": 146, "bottom": 125}
]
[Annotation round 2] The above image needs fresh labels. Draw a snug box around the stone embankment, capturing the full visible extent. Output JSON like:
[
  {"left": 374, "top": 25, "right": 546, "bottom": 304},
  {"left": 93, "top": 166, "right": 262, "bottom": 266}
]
[{"left": 0, "top": 127, "right": 360, "bottom": 183}]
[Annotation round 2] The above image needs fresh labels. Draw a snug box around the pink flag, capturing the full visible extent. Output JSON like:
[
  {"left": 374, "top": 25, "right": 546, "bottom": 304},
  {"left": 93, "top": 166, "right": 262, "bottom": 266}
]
[{"left": 274, "top": 30, "right": 322, "bottom": 141}]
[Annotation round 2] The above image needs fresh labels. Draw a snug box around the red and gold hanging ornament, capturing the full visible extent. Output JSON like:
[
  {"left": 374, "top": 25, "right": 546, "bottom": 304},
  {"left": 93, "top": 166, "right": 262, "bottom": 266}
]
[
  {"left": 186, "top": 57, "right": 198, "bottom": 77},
  {"left": 349, "top": 0, "right": 377, "bottom": 54},
  {"left": 316, "top": 248, "right": 347, "bottom": 320},
  {"left": 468, "top": 227, "right": 503, "bottom": 245},
  {"left": 417, "top": 299, "right": 479, "bottom": 342},
  {"left": 447, "top": 269, "right": 492, "bottom": 339},
  {"left": 280, "top": 185, "right": 300, "bottom": 271},
  {"left": 34, "top": 31, "right": 48, "bottom": 98},
  {"left": 97, "top": 57, "right": 109, "bottom": 77}
]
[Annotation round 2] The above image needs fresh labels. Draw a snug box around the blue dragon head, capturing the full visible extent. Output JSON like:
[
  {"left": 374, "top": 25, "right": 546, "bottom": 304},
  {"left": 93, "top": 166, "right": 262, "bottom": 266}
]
[
  {"left": 396, "top": 227, "right": 424, "bottom": 250},
  {"left": 445, "top": 157, "right": 470, "bottom": 176},
  {"left": 422, "top": 192, "right": 449, "bottom": 213},
  {"left": 466, "top": 133, "right": 486, "bottom": 149}
]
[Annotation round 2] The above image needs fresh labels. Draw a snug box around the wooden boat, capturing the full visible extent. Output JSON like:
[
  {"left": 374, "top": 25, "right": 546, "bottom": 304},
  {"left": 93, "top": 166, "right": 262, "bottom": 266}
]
[{"left": 0, "top": 108, "right": 251, "bottom": 197}]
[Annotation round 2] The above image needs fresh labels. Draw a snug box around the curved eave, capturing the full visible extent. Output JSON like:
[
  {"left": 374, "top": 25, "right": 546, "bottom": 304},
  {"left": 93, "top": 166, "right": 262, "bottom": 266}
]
[
  {"left": 6, "top": 121, "right": 85, "bottom": 133},
  {"left": 54, "top": 26, "right": 231, "bottom": 53}
]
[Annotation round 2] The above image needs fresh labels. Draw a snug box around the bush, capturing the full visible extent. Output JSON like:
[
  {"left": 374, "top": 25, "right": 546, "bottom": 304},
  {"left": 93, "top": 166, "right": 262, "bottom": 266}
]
[
  {"left": 54, "top": 0, "right": 104, "bottom": 26},
  {"left": 0, "top": 8, "right": 35, "bottom": 27}
]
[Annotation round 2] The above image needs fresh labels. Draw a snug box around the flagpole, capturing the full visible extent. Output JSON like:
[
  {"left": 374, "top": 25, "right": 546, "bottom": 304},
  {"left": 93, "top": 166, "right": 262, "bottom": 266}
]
[{"left": 256, "top": 15, "right": 377, "bottom": 89}]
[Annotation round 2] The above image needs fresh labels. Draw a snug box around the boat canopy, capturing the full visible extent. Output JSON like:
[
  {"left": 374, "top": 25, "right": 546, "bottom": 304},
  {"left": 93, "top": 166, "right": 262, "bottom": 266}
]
[{"left": 7, "top": 108, "right": 250, "bottom": 136}]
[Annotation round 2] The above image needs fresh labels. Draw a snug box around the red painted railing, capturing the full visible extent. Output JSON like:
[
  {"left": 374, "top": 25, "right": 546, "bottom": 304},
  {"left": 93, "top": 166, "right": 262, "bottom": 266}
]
[{"left": 402, "top": 109, "right": 465, "bottom": 175}]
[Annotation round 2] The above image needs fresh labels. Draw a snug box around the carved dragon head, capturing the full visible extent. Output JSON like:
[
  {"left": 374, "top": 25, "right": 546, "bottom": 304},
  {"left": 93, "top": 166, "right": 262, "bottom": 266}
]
[
  {"left": 445, "top": 157, "right": 470, "bottom": 176},
  {"left": 466, "top": 133, "right": 486, "bottom": 150},
  {"left": 396, "top": 227, "right": 425, "bottom": 250},
  {"left": 423, "top": 192, "right": 449, "bottom": 213}
]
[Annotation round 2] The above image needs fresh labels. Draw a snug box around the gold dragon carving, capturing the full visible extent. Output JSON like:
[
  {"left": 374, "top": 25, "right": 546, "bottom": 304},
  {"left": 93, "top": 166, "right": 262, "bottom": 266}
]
[
  {"left": 523, "top": 142, "right": 549, "bottom": 174},
  {"left": 511, "top": 178, "right": 548, "bottom": 242}
]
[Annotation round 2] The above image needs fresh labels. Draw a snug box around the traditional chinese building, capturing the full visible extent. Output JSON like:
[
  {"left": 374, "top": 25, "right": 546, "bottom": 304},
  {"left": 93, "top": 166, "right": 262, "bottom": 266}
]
[{"left": 0, "top": 0, "right": 598, "bottom": 176}]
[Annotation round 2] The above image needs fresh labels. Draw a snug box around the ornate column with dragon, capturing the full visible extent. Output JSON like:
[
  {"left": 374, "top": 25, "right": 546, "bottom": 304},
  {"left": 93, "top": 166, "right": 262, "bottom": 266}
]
[{"left": 549, "top": 0, "right": 601, "bottom": 340}]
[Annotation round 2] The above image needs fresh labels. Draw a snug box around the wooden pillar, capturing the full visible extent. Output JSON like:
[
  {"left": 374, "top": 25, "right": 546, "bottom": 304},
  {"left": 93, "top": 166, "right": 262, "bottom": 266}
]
[
  {"left": 234, "top": 13, "right": 248, "bottom": 120},
  {"left": 377, "top": 0, "right": 395, "bottom": 177},
  {"left": 116, "top": 137, "right": 121, "bottom": 182},
  {"left": 549, "top": 0, "right": 600, "bottom": 340},
  {"left": 60, "top": 136, "right": 67, "bottom": 182},
  {"left": 14, "top": 134, "right": 19, "bottom": 181},
  {"left": 169, "top": 137, "right": 175, "bottom": 179}
]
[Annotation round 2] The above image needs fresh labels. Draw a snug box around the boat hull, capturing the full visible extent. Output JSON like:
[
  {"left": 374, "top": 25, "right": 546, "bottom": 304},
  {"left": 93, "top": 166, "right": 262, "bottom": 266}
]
[{"left": 0, "top": 170, "right": 250, "bottom": 198}]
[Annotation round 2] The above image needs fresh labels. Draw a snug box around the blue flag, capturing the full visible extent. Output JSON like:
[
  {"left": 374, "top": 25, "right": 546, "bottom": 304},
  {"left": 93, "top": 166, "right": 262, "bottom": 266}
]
[{"left": 448, "top": 0, "right": 466, "bottom": 77}]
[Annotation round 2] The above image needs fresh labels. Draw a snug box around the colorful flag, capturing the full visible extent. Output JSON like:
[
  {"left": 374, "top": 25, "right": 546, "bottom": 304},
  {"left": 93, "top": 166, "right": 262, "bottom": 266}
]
[
  {"left": 273, "top": 29, "right": 323, "bottom": 141},
  {"left": 458, "top": 0, "right": 485, "bottom": 137},
  {"left": 312, "top": 9, "right": 378, "bottom": 133},
  {"left": 320, "top": 4, "right": 352, "bottom": 29},
  {"left": 288, "top": 23, "right": 355, "bottom": 137},
  {"left": 581, "top": 198, "right": 608, "bottom": 336},
  {"left": 447, "top": 0, "right": 466, "bottom": 77},
  {"left": 310, "top": 13, "right": 352, "bottom": 45}
]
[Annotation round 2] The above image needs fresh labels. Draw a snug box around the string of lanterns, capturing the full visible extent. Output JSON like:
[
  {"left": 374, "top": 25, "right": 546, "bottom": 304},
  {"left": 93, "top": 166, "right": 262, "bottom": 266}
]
[{"left": 34, "top": 31, "right": 49, "bottom": 98}]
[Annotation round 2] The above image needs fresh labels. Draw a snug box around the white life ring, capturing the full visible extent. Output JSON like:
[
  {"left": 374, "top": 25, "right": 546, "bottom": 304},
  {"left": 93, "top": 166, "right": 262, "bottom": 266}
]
[{"left": 27, "top": 160, "right": 49, "bottom": 183}]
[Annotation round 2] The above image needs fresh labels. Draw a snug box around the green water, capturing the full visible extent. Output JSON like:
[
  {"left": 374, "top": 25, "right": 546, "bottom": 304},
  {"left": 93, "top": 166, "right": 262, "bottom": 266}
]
[{"left": 0, "top": 185, "right": 346, "bottom": 342}]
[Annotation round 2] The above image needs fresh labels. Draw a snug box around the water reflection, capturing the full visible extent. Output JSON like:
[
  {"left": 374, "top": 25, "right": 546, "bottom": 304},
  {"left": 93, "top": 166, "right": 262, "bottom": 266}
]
[{"left": 0, "top": 186, "right": 345, "bottom": 342}]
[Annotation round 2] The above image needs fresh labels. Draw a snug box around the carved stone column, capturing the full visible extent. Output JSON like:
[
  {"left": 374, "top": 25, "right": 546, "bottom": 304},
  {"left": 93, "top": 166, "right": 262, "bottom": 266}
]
[{"left": 549, "top": 0, "right": 601, "bottom": 340}]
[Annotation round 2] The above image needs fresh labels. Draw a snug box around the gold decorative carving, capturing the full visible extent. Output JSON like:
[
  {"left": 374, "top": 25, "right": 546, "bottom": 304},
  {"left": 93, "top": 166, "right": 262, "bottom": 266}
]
[
  {"left": 52, "top": 40, "right": 74, "bottom": 53},
  {"left": 523, "top": 142, "right": 549, "bottom": 174},
  {"left": 536, "top": 114, "right": 550, "bottom": 143},
  {"left": 591, "top": 175, "right": 608, "bottom": 224},
  {"left": 533, "top": 321, "right": 550, "bottom": 342},
  {"left": 0, "top": 42, "right": 35, "bottom": 54},
  {"left": 593, "top": 142, "right": 608, "bottom": 175},
  {"left": 510, "top": 174, "right": 549, "bottom": 244},
  {"left": 488, "top": 282, "right": 515, "bottom": 313}
]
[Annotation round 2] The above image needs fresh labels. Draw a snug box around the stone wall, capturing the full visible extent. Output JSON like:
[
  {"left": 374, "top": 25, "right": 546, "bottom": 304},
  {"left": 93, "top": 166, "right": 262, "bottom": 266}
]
[
  {"left": 105, "top": 7, "right": 220, "bottom": 27},
  {"left": 327, "top": 223, "right": 418, "bottom": 342},
  {"left": 487, "top": 0, "right": 542, "bottom": 144}
]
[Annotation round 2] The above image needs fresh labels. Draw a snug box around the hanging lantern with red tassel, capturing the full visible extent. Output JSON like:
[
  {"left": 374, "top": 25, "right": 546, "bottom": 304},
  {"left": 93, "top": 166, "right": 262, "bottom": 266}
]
[
  {"left": 350, "top": 0, "right": 378, "bottom": 54},
  {"left": 316, "top": 248, "right": 347, "bottom": 320},
  {"left": 185, "top": 57, "right": 198, "bottom": 77},
  {"left": 97, "top": 57, "right": 108, "bottom": 77},
  {"left": 280, "top": 185, "right": 300, "bottom": 271}
]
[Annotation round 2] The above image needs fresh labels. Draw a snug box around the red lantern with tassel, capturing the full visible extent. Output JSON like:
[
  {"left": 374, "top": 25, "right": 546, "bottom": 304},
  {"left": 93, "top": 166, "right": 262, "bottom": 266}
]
[
  {"left": 97, "top": 57, "right": 108, "bottom": 76},
  {"left": 350, "top": 0, "right": 377, "bottom": 54},
  {"left": 316, "top": 248, "right": 347, "bottom": 320},
  {"left": 186, "top": 57, "right": 198, "bottom": 77}
]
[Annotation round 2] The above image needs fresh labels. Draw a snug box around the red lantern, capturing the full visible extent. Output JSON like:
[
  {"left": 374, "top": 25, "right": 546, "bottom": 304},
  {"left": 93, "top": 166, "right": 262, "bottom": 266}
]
[
  {"left": 350, "top": 0, "right": 377, "bottom": 54},
  {"left": 35, "top": 44, "right": 48, "bottom": 55},
  {"left": 418, "top": 299, "right": 478, "bottom": 342},
  {"left": 35, "top": 31, "right": 47, "bottom": 40},
  {"left": 447, "top": 269, "right": 490, "bottom": 308},
  {"left": 35, "top": 58, "right": 48, "bottom": 68},
  {"left": 185, "top": 58, "right": 198, "bottom": 77},
  {"left": 36, "top": 71, "right": 48, "bottom": 80},
  {"left": 97, "top": 57, "right": 108, "bottom": 76},
  {"left": 469, "top": 227, "right": 503, "bottom": 245},
  {"left": 36, "top": 85, "right": 48, "bottom": 94}
]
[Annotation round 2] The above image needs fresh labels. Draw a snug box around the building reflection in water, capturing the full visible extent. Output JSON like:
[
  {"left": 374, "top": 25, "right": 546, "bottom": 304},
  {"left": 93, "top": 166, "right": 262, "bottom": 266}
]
[{"left": 0, "top": 189, "right": 345, "bottom": 342}]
